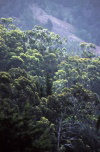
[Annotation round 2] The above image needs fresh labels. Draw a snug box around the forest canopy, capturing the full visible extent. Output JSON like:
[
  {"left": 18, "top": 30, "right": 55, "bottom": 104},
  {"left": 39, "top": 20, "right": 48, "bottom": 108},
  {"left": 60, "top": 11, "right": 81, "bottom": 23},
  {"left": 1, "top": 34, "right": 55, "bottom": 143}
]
[
  {"left": 0, "top": 18, "right": 100, "bottom": 152},
  {"left": 0, "top": 0, "right": 100, "bottom": 46}
]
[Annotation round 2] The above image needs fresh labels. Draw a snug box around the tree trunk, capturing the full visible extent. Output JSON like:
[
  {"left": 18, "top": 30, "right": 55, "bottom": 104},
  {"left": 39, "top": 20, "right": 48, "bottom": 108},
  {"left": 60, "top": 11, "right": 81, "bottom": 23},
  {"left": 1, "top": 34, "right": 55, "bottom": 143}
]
[{"left": 57, "top": 117, "right": 62, "bottom": 151}]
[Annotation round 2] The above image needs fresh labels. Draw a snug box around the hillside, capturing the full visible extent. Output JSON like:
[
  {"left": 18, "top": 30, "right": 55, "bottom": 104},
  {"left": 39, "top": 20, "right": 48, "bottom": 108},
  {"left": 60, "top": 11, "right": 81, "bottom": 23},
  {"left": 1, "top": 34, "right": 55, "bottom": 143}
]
[
  {"left": 0, "top": 17, "right": 100, "bottom": 151},
  {"left": 0, "top": 1, "right": 100, "bottom": 152},
  {"left": 30, "top": 3, "right": 100, "bottom": 55},
  {"left": 0, "top": 0, "right": 100, "bottom": 55}
]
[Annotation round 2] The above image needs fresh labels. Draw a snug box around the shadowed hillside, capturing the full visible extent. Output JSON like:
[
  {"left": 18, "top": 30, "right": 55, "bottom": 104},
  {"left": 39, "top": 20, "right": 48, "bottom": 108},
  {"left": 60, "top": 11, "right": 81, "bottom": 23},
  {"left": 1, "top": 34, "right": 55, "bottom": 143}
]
[{"left": 0, "top": 1, "right": 100, "bottom": 151}]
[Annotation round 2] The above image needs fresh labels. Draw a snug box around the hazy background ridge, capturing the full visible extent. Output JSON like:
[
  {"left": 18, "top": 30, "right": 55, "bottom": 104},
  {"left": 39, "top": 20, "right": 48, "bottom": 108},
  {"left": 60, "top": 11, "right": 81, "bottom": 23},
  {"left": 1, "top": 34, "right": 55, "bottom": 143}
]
[{"left": 0, "top": 0, "right": 100, "bottom": 54}]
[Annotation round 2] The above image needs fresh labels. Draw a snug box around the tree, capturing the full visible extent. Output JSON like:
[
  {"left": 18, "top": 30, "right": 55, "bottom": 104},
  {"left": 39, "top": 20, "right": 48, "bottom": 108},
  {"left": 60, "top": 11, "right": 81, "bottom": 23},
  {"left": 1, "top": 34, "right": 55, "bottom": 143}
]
[
  {"left": 46, "top": 73, "right": 52, "bottom": 96},
  {"left": 32, "top": 117, "right": 56, "bottom": 151},
  {"left": 96, "top": 116, "right": 100, "bottom": 132},
  {"left": 8, "top": 56, "right": 24, "bottom": 68},
  {"left": 0, "top": 18, "right": 13, "bottom": 28},
  {"left": 80, "top": 42, "right": 96, "bottom": 58},
  {"left": 0, "top": 72, "right": 12, "bottom": 99},
  {"left": 47, "top": 93, "right": 72, "bottom": 150}
]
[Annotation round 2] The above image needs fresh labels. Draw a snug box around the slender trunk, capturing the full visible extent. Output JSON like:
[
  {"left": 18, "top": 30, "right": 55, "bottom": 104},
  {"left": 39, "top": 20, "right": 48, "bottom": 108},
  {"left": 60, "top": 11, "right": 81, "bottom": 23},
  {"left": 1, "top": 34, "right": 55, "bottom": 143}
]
[{"left": 57, "top": 117, "right": 62, "bottom": 151}]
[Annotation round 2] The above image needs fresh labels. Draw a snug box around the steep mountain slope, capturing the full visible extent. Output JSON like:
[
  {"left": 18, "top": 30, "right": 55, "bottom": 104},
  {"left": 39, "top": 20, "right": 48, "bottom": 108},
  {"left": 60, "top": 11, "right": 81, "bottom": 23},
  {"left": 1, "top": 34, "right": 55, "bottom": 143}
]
[
  {"left": 0, "top": 0, "right": 100, "bottom": 54},
  {"left": 30, "top": 3, "right": 100, "bottom": 55},
  {"left": 30, "top": 4, "right": 79, "bottom": 40}
]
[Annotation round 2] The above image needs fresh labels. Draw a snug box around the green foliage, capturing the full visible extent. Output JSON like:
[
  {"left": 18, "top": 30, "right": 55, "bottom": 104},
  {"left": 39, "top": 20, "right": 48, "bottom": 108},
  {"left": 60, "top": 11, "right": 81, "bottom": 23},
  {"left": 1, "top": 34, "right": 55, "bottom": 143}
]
[{"left": 0, "top": 18, "right": 99, "bottom": 152}]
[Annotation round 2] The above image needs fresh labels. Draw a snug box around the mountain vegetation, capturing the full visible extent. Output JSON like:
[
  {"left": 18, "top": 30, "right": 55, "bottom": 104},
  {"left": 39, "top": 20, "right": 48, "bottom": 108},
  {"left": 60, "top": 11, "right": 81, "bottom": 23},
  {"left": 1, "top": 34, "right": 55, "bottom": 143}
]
[
  {"left": 0, "top": 0, "right": 100, "bottom": 47},
  {"left": 0, "top": 18, "right": 100, "bottom": 152}
]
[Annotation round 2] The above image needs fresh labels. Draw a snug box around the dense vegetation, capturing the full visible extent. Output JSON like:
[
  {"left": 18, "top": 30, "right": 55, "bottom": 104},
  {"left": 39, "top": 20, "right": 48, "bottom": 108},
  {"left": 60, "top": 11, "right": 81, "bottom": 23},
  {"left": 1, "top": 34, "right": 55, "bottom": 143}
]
[
  {"left": 0, "top": 0, "right": 100, "bottom": 45},
  {"left": 0, "top": 18, "right": 100, "bottom": 152}
]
